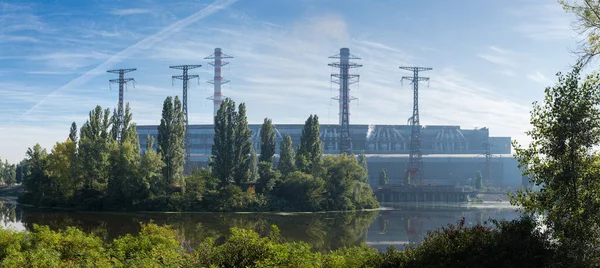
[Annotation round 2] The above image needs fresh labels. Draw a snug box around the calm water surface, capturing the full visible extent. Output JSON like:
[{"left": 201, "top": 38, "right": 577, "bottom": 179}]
[{"left": 0, "top": 200, "right": 520, "bottom": 252}]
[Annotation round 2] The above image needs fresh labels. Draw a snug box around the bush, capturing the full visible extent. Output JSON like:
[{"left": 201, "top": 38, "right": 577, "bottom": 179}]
[{"left": 0, "top": 217, "right": 584, "bottom": 267}]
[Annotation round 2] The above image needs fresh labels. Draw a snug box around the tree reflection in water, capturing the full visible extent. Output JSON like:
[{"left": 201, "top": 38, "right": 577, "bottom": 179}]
[{"left": 0, "top": 201, "right": 520, "bottom": 252}]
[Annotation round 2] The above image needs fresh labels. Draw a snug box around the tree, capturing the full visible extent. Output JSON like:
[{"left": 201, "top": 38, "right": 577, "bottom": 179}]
[
  {"left": 296, "top": 115, "right": 322, "bottom": 174},
  {"left": 2, "top": 160, "right": 16, "bottom": 186},
  {"left": 259, "top": 118, "right": 276, "bottom": 163},
  {"left": 232, "top": 103, "right": 252, "bottom": 185},
  {"left": 257, "top": 162, "right": 281, "bottom": 195},
  {"left": 78, "top": 106, "right": 113, "bottom": 200},
  {"left": 560, "top": 0, "right": 600, "bottom": 65},
  {"left": 379, "top": 169, "right": 388, "bottom": 186},
  {"left": 21, "top": 144, "right": 50, "bottom": 205},
  {"left": 211, "top": 98, "right": 237, "bottom": 186},
  {"left": 511, "top": 63, "right": 600, "bottom": 264},
  {"left": 474, "top": 171, "right": 483, "bottom": 190},
  {"left": 140, "top": 135, "right": 165, "bottom": 196},
  {"left": 357, "top": 150, "right": 369, "bottom": 183},
  {"left": 157, "top": 96, "right": 186, "bottom": 188},
  {"left": 69, "top": 122, "right": 78, "bottom": 142},
  {"left": 278, "top": 135, "right": 295, "bottom": 175},
  {"left": 249, "top": 146, "right": 259, "bottom": 182}
]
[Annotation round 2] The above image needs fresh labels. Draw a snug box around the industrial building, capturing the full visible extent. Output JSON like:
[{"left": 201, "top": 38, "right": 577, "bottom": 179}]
[
  {"left": 134, "top": 46, "right": 524, "bottom": 189},
  {"left": 136, "top": 124, "right": 522, "bottom": 187}
]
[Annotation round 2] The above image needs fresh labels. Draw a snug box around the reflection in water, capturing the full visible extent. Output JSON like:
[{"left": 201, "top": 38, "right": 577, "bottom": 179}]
[{"left": 0, "top": 200, "right": 520, "bottom": 252}]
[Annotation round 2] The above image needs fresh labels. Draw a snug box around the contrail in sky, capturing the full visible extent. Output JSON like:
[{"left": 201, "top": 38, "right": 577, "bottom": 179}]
[{"left": 14, "top": 0, "right": 238, "bottom": 123}]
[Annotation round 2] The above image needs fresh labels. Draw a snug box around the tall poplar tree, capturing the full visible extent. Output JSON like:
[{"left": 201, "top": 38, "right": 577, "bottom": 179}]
[
  {"left": 249, "top": 145, "right": 259, "bottom": 182},
  {"left": 69, "top": 122, "right": 78, "bottom": 142},
  {"left": 296, "top": 115, "right": 322, "bottom": 174},
  {"left": 357, "top": 150, "right": 369, "bottom": 183},
  {"left": 233, "top": 103, "right": 252, "bottom": 185},
  {"left": 211, "top": 98, "right": 236, "bottom": 185},
  {"left": 157, "top": 96, "right": 186, "bottom": 188},
  {"left": 278, "top": 135, "right": 295, "bottom": 175},
  {"left": 78, "top": 106, "right": 113, "bottom": 198},
  {"left": 259, "top": 118, "right": 276, "bottom": 163}
]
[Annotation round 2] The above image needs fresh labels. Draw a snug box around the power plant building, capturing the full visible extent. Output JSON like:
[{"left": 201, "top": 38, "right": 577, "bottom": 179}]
[{"left": 136, "top": 124, "right": 522, "bottom": 187}]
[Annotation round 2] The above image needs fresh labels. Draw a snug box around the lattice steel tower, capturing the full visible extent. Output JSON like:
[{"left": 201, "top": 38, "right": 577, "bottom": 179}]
[
  {"left": 329, "top": 48, "right": 362, "bottom": 155},
  {"left": 107, "top": 68, "right": 136, "bottom": 142},
  {"left": 170, "top": 64, "right": 201, "bottom": 168},
  {"left": 400, "top": 66, "right": 432, "bottom": 185},
  {"left": 482, "top": 141, "right": 493, "bottom": 182},
  {"left": 205, "top": 48, "right": 233, "bottom": 119}
]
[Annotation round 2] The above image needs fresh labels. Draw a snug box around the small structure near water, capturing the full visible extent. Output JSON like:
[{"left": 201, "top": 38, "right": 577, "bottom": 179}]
[{"left": 375, "top": 185, "right": 470, "bottom": 203}]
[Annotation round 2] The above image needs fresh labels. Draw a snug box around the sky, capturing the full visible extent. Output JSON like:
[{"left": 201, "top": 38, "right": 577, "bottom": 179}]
[{"left": 0, "top": 0, "right": 583, "bottom": 163}]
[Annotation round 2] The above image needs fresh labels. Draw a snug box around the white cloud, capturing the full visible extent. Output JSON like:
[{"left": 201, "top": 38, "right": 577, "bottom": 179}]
[
  {"left": 509, "top": 3, "right": 575, "bottom": 40},
  {"left": 0, "top": 1, "right": 540, "bottom": 162},
  {"left": 109, "top": 8, "right": 154, "bottom": 16},
  {"left": 477, "top": 45, "right": 518, "bottom": 67},
  {"left": 527, "top": 71, "right": 554, "bottom": 85}
]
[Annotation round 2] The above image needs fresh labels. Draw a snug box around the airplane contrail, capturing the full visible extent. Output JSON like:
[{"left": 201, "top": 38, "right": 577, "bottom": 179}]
[{"left": 14, "top": 0, "right": 238, "bottom": 123}]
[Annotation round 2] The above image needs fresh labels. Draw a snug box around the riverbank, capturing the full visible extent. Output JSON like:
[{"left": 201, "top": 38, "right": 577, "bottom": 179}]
[{"left": 0, "top": 185, "right": 23, "bottom": 197}]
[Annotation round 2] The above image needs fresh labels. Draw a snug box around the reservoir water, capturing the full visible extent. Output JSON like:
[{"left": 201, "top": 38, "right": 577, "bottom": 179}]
[{"left": 0, "top": 200, "right": 520, "bottom": 252}]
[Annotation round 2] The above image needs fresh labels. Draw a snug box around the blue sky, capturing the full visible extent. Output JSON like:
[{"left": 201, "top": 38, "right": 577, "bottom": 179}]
[{"left": 0, "top": 0, "right": 580, "bottom": 162}]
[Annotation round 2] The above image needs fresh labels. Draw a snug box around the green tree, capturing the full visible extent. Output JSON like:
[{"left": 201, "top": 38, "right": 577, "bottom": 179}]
[
  {"left": 46, "top": 140, "right": 78, "bottom": 202},
  {"left": 2, "top": 161, "right": 16, "bottom": 186},
  {"left": 296, "top": 115, "right": 322, "bottom": 175},
  {"left": 511, "top": 63, "right": 600, "bottom": 264},
  {"left": 560, "top": 0, "right": 600, "bottom": 65},
  {"left": 140, "top": 135, "right": 165, "bottom": 196},
  {"left": 474, "top": 171, "right": 483, "bottom": 190},
  {"left": 158, "top": 96, "right": 186, "bottom": 188},
  {"left": 278, "top": 135, "right": 295, "bottom": 175},
  {"left": 211, "top": 98, "right": 236, "bottom": 185},
  {"left": 322, "top": 154, "right": 370, "bottom": 210},
  {"left": 78, "top": 106, "right": 113, "bottom": 201},
  {"left": 249, "top": 146, "right": 259, "bottom": 182},
  {"left": 21, "top": 144, "right": 50, "bottom": 205},
  {"left": 257, "top": 162, "right": 281, "bottom": 195},
  {"left": 379, "top": 169, "right": 388, "bottom": 186},
  {"left": 259, "top": 118, "right": 276, "bottom": 163},
  {"left": 69, "top": 122, "right": 78, "bottom": 142},
  {"left": 357, "top": 150, "right": 369, "bottom": 183},
  {"left": 233, "top": 103, "right": 252, "bottom": 185}
]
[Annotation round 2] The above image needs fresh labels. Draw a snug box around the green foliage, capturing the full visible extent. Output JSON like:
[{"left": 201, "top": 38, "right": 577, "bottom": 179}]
[
  {"left": 2, "top": 160, "right": 16, "bottom": 186},
  {"left": 0, "top": 218, "right": 563, "bottom": 268},
  {"left": 20, "top": 100, "right": 380, "bottom": 214},
  {"left": 396, "top": 216, "right": 556, "bottom": 268},
  {"left": 296, "top": 115, "right": 322, "bottom": 175},
  {"left": 249, "top": 146, "right": 259, "bottom": 182},
  {"left": 211, "top": 98, "right": 237, "bottom": 186},
  {"left": 278, "top": 134, "right": 295, "bottom": 175},
  {"left": 379, "top": 169, "right": 388, "bottom": 186},
  {"left": 474, "top": 171, "right": 483, "bottom": 190},
  {"left": 259, "top": 118, "right": 276, "bottom": 163},
  {"left": 157, "top": 96, "right": 186, "bottom": 188},
  {"left": 357, "top": 150, "right": 369, "bottom": 183},
  {"left": 257, "top": 161, "right": 281, "bottom": 195},
  {"left": 233, "top": 103, "right": 252, "bottom": 185},
  {"left": 511, "top": 63, "right": 600, "bottom": 264},
  {"left": 69, "top": 121, "right": 77, "bottom": 142},
  {"left": 560, "top": 0, "right": 600, "bottom": 65}
]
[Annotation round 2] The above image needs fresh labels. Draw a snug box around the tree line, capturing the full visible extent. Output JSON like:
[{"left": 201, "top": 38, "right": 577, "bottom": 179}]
[{"left": 18, "top": 96, "right": 379, "bottom": 212}]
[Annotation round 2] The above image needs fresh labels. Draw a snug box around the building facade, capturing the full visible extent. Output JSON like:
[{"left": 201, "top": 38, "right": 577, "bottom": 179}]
[{"left": 136, "top": 124, "right": 520, "bottom": 187}]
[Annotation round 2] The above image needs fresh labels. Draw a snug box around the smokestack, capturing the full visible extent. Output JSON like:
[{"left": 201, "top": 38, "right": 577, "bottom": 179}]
[{"left": 205, "top": 48, "right": 233, "bottom": 120}]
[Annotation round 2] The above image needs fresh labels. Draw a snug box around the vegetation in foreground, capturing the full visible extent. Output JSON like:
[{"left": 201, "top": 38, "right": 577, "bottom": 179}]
[
  {"left": 0, "top": 216, "right": 558, "bottom": 268},
  {"left": 17, "top": 97, "right": 378, "bottom": 212}
]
